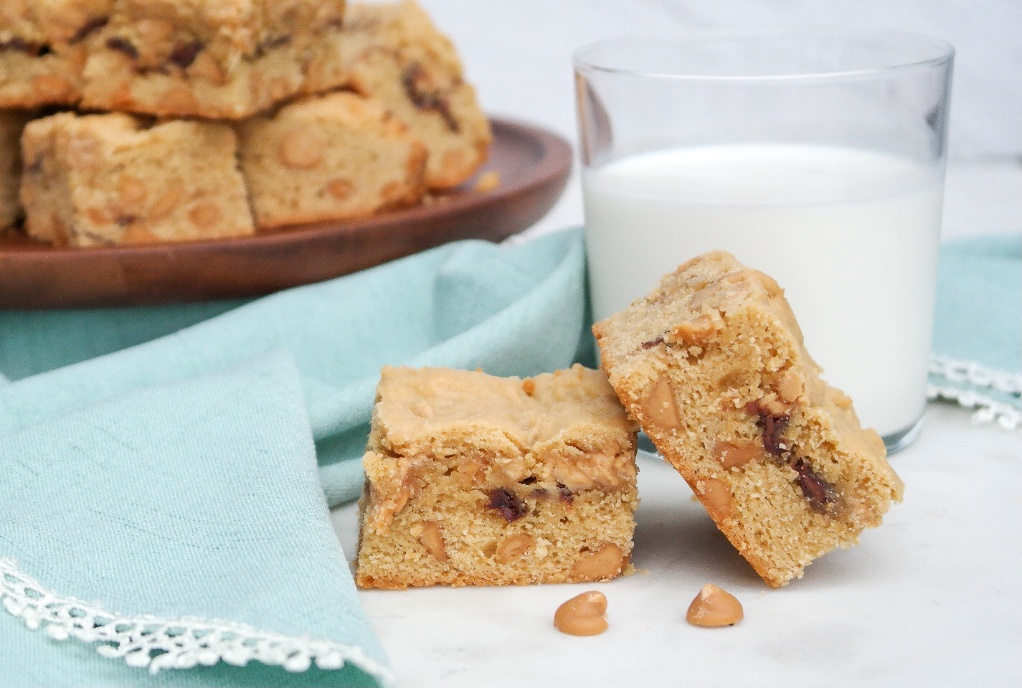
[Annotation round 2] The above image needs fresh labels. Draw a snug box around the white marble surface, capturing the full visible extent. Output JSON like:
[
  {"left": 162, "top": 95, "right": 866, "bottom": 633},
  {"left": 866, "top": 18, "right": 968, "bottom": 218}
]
[
  {"left": 331, "top": 4, "right": 1021, "bottom": 686},
  {"left": 332, "top": 401, "right": 1021, "bottom": 687}
]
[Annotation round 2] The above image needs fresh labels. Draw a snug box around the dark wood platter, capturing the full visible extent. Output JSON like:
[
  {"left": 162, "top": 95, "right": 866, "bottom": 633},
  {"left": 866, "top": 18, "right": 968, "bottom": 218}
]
[{"left": 0, "top": 118, "right": 573, "bottom": 309}]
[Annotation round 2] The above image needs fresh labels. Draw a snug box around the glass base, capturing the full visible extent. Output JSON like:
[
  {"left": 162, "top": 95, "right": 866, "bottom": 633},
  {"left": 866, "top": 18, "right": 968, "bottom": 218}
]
[{"left": 881, "top": 415, "right": 924, "bottom": 455}]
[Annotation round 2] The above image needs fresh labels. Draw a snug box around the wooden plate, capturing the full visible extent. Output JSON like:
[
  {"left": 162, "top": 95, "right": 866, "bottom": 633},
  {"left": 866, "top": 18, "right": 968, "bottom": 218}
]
[{"left": 0, "top": 118, "right": 573, "bottom": 309}]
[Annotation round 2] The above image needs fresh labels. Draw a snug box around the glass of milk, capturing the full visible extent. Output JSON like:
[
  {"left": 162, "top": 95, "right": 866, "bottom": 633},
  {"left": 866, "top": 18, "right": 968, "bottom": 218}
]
[{"left": 574, "top": 29, "right": 954, "bottom": 452}]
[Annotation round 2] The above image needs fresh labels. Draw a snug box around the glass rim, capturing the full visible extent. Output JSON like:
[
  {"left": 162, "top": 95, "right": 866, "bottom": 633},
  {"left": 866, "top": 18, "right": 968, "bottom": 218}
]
[{"left": 572, "top": 27, "right": 955, "bottom": 83}]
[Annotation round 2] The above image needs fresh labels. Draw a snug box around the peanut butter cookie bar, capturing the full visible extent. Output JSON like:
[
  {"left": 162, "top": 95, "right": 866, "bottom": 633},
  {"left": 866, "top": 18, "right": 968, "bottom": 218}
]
[
  {"left": 0, "top": 0, "right": 111, "bottom": 108},
  {"left": 593, "top": 251, "right": 903, "bottom": 587},
  {"left": 304, "top": 1, "right": 491, "bottom": 189},
  {"left": 20, "top": 111, "right": 253, "bottom": 246},
  {"left": 355, "top": 365, "right": 639, "bottom": 589},
  {"left": 236, "top": 91, "right": 426, "bottom": 228},
  {"left": 79, "top": 0, "right": 347, "bottom": 119}
]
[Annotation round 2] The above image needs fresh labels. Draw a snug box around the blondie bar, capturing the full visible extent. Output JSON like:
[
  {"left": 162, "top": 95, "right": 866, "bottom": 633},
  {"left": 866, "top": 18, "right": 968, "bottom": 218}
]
[
  {"left": 304, "top": 1, "right": 491, "bottom": 189},
  {"left": 355, "top": 365, "right": 639, "bottom": 589},
  {"left": 20, "top": 111, "right": 253, "bottom": 246},
  {"left": 236, "top": 91, "right": 427, "bottom": 228},
  {"left": 0, "top": 0, "right": 111, "bottom": 108},
  {"left": 593, "top": 251, "right": 904, "bottom": 587},
  {"left": 79, "top": 0, "right": 347, "bottom": 119}
]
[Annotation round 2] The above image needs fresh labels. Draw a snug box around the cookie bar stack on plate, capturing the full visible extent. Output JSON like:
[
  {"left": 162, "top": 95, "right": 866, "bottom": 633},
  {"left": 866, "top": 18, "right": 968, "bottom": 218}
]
[{"left": 0, "top": 0, "right": 490, "bottom": 245}]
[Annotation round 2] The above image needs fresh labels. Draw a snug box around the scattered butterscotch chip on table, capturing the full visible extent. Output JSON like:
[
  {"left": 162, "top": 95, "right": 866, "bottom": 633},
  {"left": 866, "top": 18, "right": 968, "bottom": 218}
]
[
  {"left": 554, "top": 591, "right": 609, "bottom": 636},
  {"left": 686, "top": 583, "right": 744, "bottom": 627},
  {"left": 593, "top": 250, "right": 904, "bottom": 587},
  {"left": 354, "top": 364, "right": 639, "bottom": 589}
]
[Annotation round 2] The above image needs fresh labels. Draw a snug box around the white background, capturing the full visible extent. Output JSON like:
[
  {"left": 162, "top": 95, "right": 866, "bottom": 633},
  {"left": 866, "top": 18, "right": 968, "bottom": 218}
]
[{"left": 421, "top": 0, "right": 1021, "bottom": 159}]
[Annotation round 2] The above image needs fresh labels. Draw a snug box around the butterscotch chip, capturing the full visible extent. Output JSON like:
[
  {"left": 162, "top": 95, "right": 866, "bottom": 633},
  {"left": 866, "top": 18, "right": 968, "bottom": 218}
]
[
  {"left": 417, "top": 521, "right": 448, "bottom": 562},
  {"left": 278, "top": 129, "right": 325, "bottom": 169},
  {"left": 32, "top": 75, "right": 76, "bottom": 102},
  {"left": 84, "top": 206, "right": 110, "bottom": 226},
  {"left": 641, "top": 375, "right": 683, "bottom": 433},
  {"left": 187, "top": 201, "right": 221, "bottom": 230},
  {"left": 713, "top": 441, "right": 764, "bottom": 469},
  {"left": 326, "top": 179, "right": 354, "bottom": 200},
  {"left": 148, "top": 184, "right": 184, "bottom": 221},
  {"left": 495, "top": 534, "right": 534, "bottom": 563},
  {"left": 672, "top": 314, "right": 720, "bottom": 344},
  {"left": 116, "top": 174, "right": 147, "bottom": 207},
  {"left": 775, "top": 367, "right": 806, "bottom": 403},
  {"left": 593, "top": 251, "right": 903, "bottom": 587},
  {"left": 695, "top": 477, "right": 733, "bottom": 519},
  {"left": 157, "top": 85, "right": 199, "bottom": 112},
  {"left": 186, "top": 51, "right": 226, "bottom": 86},
  {"left": 554, "top": 591, "right": 609, "bottom": 637},
  {"left": 686, "top": 584, "right": 743, "bottom": 627},
  {"left": 354, "top": 365, "right": 639, "bottom": 589},
  {"left": 570, "top": 543, "right": 627, "bottom": 580}
]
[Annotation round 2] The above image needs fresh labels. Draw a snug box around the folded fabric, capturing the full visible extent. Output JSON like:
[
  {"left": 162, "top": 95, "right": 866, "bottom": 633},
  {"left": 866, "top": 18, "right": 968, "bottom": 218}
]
[
  {"left": 0, "top": 228, "right": 589, "bottom": 686},
  {"left": 0, "top": 228, "right": 590, "bottom": 506},
  {"left": 1, "top": 353, "right": 391, "bottom": 686},
  {"left": 928, "top": 234, "right": 1022, "bottom": 430}
]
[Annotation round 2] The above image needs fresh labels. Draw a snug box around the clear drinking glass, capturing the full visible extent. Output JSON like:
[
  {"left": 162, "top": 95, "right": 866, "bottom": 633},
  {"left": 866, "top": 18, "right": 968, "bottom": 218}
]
[{"left": 574, "top": 29, "right": 954, "bottom": 452}]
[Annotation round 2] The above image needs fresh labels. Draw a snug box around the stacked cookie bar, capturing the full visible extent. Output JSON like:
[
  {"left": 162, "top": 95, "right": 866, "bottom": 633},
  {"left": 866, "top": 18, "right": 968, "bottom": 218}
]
[
  {"left": 1, "top": 1, "right": 491, "bottom": 244},
  {"left": 353, "top": 253, "right": 904, "bottom": 591}
]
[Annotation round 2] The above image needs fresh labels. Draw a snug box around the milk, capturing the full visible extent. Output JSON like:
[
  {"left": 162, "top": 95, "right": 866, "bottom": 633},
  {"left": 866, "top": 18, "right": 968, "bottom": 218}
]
[{"left": 582, "top": 144, "right": 944, "bottom": 438}]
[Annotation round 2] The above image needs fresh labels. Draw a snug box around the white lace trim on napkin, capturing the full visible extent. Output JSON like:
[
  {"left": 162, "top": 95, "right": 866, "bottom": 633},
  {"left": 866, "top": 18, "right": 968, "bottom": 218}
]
[
  {"left": 927, "top": 355, "right": 1022, "bottom": 432},
  {"left": 0, "top": 559, "right": 394, "bottom": 684}
]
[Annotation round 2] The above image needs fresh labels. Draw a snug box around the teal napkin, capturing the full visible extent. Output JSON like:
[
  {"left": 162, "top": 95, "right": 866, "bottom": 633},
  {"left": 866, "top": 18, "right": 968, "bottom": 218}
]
[
  {"left": 0, "top": 228, "right": 589, "bottom": 686},
  {"left": 928, "top": 234, "right": 1022, "bottom": 430},
  {"left": 0, "top": 228, "right": 589, "bottom": 506},
  {"left": 1, "top": 353, "right": 390, "bottom": 686}
]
